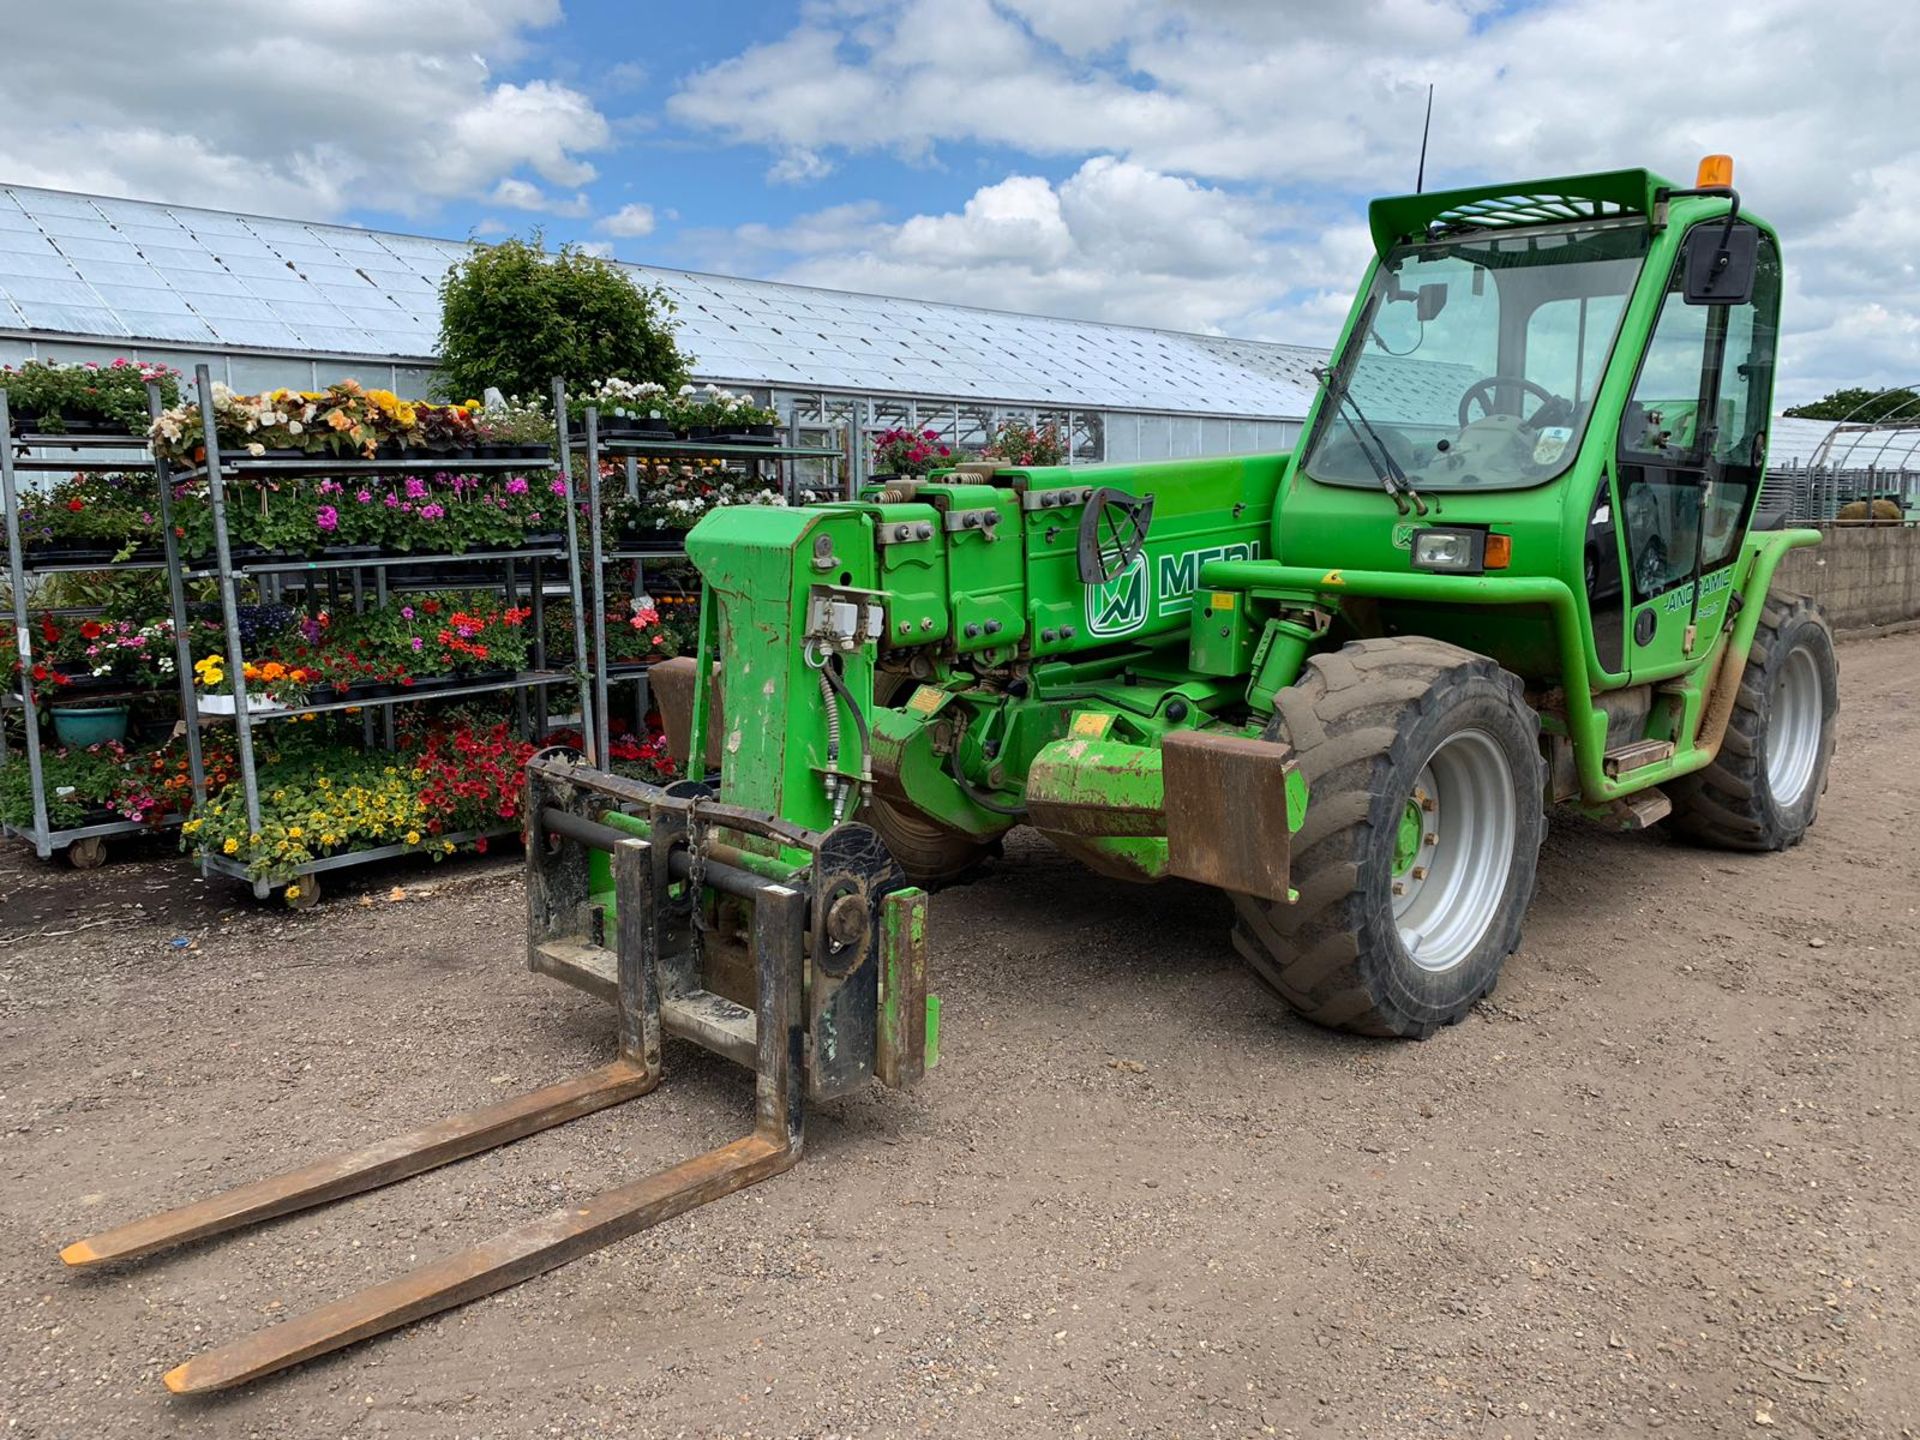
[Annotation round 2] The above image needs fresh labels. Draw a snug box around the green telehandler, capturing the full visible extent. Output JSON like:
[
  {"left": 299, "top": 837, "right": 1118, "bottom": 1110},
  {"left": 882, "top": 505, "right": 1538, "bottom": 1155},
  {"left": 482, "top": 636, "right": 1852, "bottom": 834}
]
[{"left": 66, "top": 157, "right": 1836, "bottom": 1392}]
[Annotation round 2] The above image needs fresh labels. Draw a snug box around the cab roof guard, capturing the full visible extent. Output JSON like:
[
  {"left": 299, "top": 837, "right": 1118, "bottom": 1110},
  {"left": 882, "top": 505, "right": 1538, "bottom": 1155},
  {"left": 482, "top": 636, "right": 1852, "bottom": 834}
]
[{"left": 1368, "top": 168, "right": 1679, "bottom": 256}]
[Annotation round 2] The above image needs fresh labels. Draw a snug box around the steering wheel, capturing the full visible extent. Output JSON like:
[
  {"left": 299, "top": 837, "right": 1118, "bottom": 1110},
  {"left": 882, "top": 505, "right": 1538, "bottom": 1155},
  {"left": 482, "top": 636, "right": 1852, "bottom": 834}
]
[{"left": 1457, "top": 375, "right": 1561, "bottom": 429}]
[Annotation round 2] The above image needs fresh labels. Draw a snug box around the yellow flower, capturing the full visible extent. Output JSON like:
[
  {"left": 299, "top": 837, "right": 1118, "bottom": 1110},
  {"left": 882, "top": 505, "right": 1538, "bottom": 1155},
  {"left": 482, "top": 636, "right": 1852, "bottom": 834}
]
[
  {"left": 288, "top": 826, "right": 303, "bottom": 839},
  {"left": 285, "top": 884, "right": 302, "bottom": 901},
  {"left": 405, "top": 829, "right": 421, "bottom": 845},
  {"left": 222, "top": 837, "right": 239, "bottom": 854},
  {"left": 182, "top": 818, "right": 202, "bottom": 835}
]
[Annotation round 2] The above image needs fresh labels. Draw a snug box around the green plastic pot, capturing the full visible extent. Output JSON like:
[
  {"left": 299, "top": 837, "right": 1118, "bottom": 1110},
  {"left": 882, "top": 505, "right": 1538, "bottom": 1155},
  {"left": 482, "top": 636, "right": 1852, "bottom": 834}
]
[{"left": 50, "top": 704, "right": 130, "bottom": 747}]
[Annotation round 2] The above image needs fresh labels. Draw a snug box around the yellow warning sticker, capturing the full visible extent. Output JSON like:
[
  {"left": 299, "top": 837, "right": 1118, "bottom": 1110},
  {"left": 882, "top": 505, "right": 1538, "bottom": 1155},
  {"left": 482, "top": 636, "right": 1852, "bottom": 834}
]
[
  {"left": 1321, "top": 569, "right": 1346, "bottom": 586},
  {"left": 1209, "top": 591, "right": 1236, "bottom": 612},
  {"left": 907, "top": 685, "right": 949, "bottom": 716},
  {"left": 1070, "top": 710, "right": 1114, "bottom": 739}
]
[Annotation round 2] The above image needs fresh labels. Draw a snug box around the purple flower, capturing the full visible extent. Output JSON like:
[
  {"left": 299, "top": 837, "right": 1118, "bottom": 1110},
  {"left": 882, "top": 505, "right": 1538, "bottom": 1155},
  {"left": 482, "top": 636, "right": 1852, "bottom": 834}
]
[
  {"left": 316, "top": 505, "right": 339, "bottom": 532},
  {"left": 419, "top": 503, "right": 445, "bottom": 521},
  {"left": 505, "top": 476, "right": 529, "bottom": 495},
  {"left": 384, "top": 493, "right": 400, "bottom": 509},
  {"left": 405, "top": 476, "right": 429, "bottom": 500},
  {"left": 410, "top": 636, "right": 424, "bottom": 652},
  {"left": 401, "top": 606, "right": 415, "bottom": 619},
  {"left": 549, "top": 478, "right": 568, "bottom": 496},
  {"left": 317, "top": 479, "right": 341, "bottom": 495},
  {"left": 355, "top": 489, "right": 372, "bottom": 504}
]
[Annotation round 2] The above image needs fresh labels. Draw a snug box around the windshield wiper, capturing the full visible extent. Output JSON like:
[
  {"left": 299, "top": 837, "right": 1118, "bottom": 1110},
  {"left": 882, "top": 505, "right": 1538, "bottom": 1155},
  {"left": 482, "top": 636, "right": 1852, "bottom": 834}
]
[{"left": 1311, "top": 365, "right": 1428, "bottom": 516}]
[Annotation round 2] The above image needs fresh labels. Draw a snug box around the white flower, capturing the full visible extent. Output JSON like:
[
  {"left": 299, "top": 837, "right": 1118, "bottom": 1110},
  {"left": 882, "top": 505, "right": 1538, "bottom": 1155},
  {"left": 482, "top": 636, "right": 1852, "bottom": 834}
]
[
  {"left": 247, "top": 442, "right": 266, "bottom": 456},
  {"left": 287, "top": 421, "right": 303, "bottom": 435}
]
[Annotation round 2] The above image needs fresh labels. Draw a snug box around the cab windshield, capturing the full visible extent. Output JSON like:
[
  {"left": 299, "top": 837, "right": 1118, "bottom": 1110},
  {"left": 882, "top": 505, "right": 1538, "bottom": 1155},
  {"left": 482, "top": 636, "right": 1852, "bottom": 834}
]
[{"left": 1303, "top": 222, "right": 1650, "bottom": 492}]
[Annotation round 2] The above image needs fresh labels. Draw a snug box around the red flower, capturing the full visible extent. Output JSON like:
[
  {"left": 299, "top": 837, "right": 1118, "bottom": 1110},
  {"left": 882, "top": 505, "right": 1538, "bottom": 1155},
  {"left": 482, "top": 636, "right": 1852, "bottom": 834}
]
[
  {"left": 79, "top": 620, "right": 104, "bottom": 640},
  {"left": 66, "top": 498, "right": 85, "bottom": 512}
]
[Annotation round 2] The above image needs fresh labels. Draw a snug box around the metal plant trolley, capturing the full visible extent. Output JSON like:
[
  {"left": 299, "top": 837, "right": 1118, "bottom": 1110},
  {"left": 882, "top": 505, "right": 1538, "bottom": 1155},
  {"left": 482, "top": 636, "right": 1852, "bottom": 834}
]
[
  {"left": 559, "top": 390, "right": 848, "bottom": 763},
  {"left": 155, "top": 364, "right": 599, "bottom": 904},
  {"left": 0, "top": 388, "right": 199, "bottom": 866}
]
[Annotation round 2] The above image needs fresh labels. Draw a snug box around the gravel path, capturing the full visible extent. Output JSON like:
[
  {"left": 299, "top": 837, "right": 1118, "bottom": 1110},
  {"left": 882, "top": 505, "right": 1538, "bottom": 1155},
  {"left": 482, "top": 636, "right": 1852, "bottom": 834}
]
[{"left": 2, "top": 630, "right": 1916, "bottom": 1438}]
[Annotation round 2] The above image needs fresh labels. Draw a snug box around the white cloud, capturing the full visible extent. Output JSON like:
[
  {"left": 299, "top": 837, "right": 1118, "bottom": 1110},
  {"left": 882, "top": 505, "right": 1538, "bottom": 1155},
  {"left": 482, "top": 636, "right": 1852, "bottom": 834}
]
[
  {"left": 671, "top": 0, "right": 1920, "bottom": 400},
  {"left": 576, "top": 240, "right": 615, "bottom": 258},
  {"left": 0, "top": 1, "right": 611, "bottom": 220},
  {"left": 767, "top": 148, "right": 834, "bottom": 185},
  {"left": 722, "top": 156, "right": 1362, "bottom": 339},
  {"left": 488, "top": 178, "right": 591, "bottom": 216},
  {"left": 596, "top": 202, "right": 657, "bottom": 237}
]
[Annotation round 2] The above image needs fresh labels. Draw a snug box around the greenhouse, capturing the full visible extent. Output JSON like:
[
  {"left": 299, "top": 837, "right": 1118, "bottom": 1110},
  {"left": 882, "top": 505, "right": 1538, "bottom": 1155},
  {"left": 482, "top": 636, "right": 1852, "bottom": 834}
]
[{"left": 0, "top": 183, "right": 1324, "bottom": 482}]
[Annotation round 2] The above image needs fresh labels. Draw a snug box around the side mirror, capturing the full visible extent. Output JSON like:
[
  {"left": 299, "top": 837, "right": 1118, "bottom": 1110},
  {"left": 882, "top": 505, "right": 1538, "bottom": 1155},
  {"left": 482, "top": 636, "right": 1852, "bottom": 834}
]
[
  {"left": 1683, "top": 222, "right": 1758, "bottom": 305},
  {"left": 1416, "top": 282, "right": 1448, "bottom": 323}
]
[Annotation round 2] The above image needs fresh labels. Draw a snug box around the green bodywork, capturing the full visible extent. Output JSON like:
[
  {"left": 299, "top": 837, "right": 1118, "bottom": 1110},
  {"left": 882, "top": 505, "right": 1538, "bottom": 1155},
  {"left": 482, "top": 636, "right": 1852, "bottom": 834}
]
[{"left": 672, "top": 165, "right": 1815, "bottom": 894}]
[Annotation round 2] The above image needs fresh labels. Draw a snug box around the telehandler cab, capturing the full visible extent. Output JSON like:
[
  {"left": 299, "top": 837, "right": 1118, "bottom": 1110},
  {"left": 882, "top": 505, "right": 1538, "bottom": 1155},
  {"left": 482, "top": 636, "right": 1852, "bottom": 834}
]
[{"left": 65, "top": 157, "right": 1835, "bottom": 1391}]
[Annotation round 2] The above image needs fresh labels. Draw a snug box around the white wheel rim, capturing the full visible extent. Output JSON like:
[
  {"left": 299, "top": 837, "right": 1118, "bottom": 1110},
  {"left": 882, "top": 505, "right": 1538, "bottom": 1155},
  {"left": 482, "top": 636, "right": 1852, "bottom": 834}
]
[
  {"left": 1392, "top": 728, "right": 1518, "bottom": 974},
  {"left": 1766, "top": 644, "right": 1823, "bottom": 808}
]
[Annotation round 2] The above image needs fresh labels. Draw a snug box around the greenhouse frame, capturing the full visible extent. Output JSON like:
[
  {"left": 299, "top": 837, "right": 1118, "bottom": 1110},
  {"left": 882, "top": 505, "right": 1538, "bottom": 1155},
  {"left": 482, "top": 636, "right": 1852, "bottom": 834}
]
[{"left": 0, "top": 183, "right": 1325, "bottom": 485}]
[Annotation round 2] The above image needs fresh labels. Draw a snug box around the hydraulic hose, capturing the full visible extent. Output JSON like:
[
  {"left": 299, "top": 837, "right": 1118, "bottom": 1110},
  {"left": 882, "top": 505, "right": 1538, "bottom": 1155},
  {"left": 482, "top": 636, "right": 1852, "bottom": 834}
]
[{"left": 817, "top": 667, "right": 843, "bottom": 820}]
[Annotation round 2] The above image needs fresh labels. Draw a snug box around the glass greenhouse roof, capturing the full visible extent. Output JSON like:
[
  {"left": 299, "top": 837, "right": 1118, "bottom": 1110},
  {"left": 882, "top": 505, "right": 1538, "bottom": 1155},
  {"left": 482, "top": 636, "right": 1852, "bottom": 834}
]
[{"left": 0, "top": 183, "right": 1325, "bottom": 420}]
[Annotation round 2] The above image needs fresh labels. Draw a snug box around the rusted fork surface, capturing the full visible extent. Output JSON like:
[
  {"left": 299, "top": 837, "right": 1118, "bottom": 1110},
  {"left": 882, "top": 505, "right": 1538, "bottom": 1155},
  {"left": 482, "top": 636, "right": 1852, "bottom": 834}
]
[
  {"left": 161, "top": 1131, "right": 797, "bottom": 1393},
  {"left": 61, "top": 1061, "right": 657, "bottom": 1270},
  {"left": 159, "top": 869, "right": 810, "bottom": 1395}
]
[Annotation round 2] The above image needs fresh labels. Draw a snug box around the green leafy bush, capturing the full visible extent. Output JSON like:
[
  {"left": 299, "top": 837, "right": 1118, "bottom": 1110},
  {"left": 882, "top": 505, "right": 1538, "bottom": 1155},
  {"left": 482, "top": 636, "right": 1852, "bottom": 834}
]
[{"left": 435, "top": 236, "right": 690, "bottom": 404}]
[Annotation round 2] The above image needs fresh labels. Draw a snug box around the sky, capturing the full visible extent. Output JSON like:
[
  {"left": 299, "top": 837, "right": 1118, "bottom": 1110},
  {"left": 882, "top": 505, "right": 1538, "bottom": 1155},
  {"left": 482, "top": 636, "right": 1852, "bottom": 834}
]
[{"left": 1, "top": 0, "right": 1915, "bottom": 405}]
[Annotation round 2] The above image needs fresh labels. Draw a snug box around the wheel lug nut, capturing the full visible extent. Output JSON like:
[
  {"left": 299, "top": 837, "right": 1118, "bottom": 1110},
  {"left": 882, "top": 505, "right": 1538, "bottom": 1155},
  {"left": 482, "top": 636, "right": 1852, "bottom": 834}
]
[
  {"left": 1392, "top": 880, "right": 1407, "bottom": 896},
  {"left": 1411, "top": 866, "right": 1428, "bottom": 881},
  {"left": 1424, "top": 832, "right": 1438, "bottom": 845}
]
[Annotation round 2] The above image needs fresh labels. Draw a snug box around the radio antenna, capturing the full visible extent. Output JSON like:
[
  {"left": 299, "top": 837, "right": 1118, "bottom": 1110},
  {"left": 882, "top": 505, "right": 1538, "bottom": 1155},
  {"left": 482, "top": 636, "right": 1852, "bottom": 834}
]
[{"left": 1416, "top": 84, "right": 1434, "bottom": 193}]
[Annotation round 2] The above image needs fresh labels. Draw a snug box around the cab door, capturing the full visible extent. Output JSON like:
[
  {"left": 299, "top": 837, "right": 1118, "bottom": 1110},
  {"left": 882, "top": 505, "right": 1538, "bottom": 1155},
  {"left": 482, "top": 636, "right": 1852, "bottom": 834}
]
[{"left": 1609, "top": 224, "right": 1781, "bottom": 678}]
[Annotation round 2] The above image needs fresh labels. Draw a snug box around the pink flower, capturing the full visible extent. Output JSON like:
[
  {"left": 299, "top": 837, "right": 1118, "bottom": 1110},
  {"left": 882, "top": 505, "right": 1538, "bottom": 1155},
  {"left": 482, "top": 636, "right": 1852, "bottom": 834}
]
[
  {"left": 384, "top": 493, "right": 400, "bottom": 508},
  {"left": 316, "top": 505, "right": 339, "bottom": 532},
  {"left": 402, "top": 606, "right": 415, "bottom": 619},
  {"left": 419, "top": 503, "right": 445, "bottom": 521},
  {"left": 404, "top": 476, "right": 429, "bottom": 500},
  {"left": 355, "top": 489, "right": 372, "bottom": 503},
  {"left": 549, "top": 478, "right": 568, "bottom": 496},
  {"left": 505, "top": 476, "right": 529, "bottom": 495}
]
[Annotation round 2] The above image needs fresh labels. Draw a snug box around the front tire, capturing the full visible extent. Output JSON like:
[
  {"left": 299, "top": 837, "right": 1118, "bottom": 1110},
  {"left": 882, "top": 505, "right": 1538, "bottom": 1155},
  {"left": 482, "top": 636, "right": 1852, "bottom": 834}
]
[
  {"left": 1231, "top": 638, "right": 1546, "bottom": 1038},
  {"left": 862, "top": 671, "right": 998, "bottom": 889},
  {"left": 1668, "top": 593, "right": 1836, "bottom": 851}
]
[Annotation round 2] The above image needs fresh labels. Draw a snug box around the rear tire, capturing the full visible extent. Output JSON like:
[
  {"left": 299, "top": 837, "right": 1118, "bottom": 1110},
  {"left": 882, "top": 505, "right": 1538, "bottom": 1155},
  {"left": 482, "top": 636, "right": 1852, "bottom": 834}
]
[
  {"left": 1231, "top": 638, "right": 1546, "bottom": 1038},
  {"left": 1669, "top": 593, "right": 1836, "bottom": 851}
]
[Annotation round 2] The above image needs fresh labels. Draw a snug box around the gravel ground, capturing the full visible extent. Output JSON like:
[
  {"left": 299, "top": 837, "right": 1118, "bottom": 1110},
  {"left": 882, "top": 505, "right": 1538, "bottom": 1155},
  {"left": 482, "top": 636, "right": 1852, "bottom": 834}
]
[{"left": 2, "top": 630, "right": 1916, "bottom": 1439}]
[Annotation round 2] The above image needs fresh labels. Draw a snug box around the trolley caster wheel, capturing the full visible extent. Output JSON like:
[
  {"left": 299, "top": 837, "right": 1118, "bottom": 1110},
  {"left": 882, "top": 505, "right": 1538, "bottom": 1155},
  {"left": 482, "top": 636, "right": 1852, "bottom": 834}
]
[
  {"left": 284, "top": 877, "right": 321, "bottom": 910},
  {"left": 66, "top": 838, "right": 108, "bottom": 870}
]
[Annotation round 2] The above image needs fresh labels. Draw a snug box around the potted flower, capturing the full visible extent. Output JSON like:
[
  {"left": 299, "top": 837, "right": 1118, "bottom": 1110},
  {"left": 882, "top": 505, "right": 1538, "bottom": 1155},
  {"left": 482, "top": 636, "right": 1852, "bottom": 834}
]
[
  {"left": 17, "top": 471, "right": 164, "bottom": 562},
  {"left": 871, "top": 427, "right": 952, "bottom": 479},
  {"left": 575, "top": 379, "right": 673, "bottom": 440},
  {"left": 602, "top": 600, "right": 681, "bottom": 673},
  {"left": 474, "top": 394, "right": 556, "bottom": 460},
  {"left": 984, "top": 418, "right": 1069, "bottom": 466},
  {"left": 3, "top": 358, "right": 182, "bottom": 436},
  {"left": 191, "top": 652, "right": 314, "bottom": 714}
]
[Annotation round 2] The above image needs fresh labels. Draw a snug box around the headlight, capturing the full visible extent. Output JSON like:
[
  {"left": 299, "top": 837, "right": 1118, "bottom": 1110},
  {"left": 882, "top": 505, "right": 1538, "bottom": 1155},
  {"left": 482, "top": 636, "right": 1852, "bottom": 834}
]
[{"left": 1411, "top": 527, "right": 1487, "bottom": 574}]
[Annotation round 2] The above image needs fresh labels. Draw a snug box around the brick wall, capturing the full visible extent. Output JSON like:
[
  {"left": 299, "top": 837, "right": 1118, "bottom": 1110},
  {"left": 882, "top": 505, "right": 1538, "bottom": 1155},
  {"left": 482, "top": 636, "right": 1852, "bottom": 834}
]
[{"left": 1773, "top": 525, "right": 1920, "bottom": 631}]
